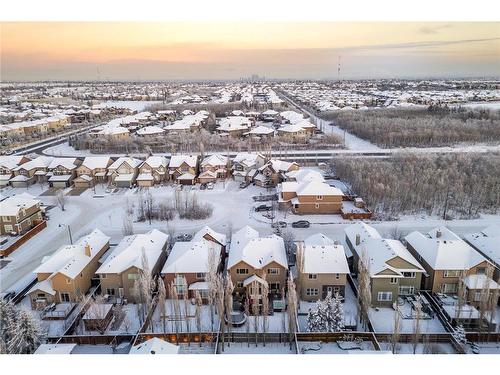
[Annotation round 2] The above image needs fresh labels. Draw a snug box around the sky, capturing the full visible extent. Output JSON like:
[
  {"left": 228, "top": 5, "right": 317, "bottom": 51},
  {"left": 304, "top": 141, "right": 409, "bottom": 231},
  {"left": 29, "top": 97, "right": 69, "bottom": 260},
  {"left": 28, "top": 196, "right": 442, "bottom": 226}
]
[{"left": 1, "top": 22, "right": 499, "bottom": 81}]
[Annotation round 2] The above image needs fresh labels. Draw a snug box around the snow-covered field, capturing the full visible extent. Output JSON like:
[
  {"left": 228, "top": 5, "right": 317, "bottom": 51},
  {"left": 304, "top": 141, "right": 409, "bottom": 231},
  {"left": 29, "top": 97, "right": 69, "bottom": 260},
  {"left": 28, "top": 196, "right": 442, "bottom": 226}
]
[{"left": 369, "top": 306, "right": 446, "bottom": 334}]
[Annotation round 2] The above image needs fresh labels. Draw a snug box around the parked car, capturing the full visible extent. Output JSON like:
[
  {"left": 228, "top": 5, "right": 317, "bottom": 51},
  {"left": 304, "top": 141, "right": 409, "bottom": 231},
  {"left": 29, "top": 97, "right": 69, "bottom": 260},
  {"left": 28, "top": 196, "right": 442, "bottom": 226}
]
[
  {"left": 292, "top": 220, "right": 310, "bottom": 228},
  {"left": 207, "top": 182, "right": 214, "bottom": 190},
  {"left": 200, "top": 183, "right": 207, "bottom": 190},
  {"left": 271, "top": 221, "right": 287, "bottom": 229},
  {"left": 239, "top": 182, "right": 248, "bottom": 189},
  {"left": 254, "top": 204, "right": 272, "bottom": 212},
  {"left": 174, "top": 233, "right": 193, "bottom": 242}
]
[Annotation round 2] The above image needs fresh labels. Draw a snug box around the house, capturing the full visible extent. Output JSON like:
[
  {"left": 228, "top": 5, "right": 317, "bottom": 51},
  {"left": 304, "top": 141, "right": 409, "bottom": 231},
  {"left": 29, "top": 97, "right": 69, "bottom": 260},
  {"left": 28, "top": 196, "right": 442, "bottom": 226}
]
[
  {"left": 199, "top": 154, "right": 229, "bottom": 183},
  {"left": 168, "top": 155, "right": 198, "bottom": 184},
  {"left": 75, "top": 156, "right": 113, "bottom": 188},
  {"left": 254, "top": 159, "right": 299, "bottom": 187},
  {"left": 279, "top": 110, "right": 305, "bottom": 124},
  {"left": 130, "top": 338, "right": 179, "bottom": 355},
  {"left": 278, "top": 177, "right": 343, "bottom": 214},
  {"left": 0, "top": 155, "right": 31, "bottom": 187},
  {"left": 48, "top": 157, "right": 81, "bottom": 188},
  {"left": 0, "top": 193, "right": 43, "bottom": 235},
  {"left": 277, "top": 124, "right": 309, "bottom": 140},
  {"left": 136, "top": 126, "right": 165, "bottom": 138},
  {"left": 231, "top": 153, "right": 266, "bottom": 182},
  {"left": 97, "top": 126, "right": 130, "bottom": 140},
  {"left": 107, "top": 157, "right": 142, "bottom": 187},
  {"left": 137, "top": 155, "right": 169, "bottom": 186},
  {"left": 345, "top": 223, "right": 424, "bottom": 306},
  {"left": 298, "top": 233, "right": 350, "bottom": 301},
  {"left": 96, "top": 229, "right": 168, "bottom": 302},
  {"left": 405, "top": 227, "right": 496, "bottom": 295},
  {"left": 27, "top": 229, "right": 110, "bottom": 309},
  {"left": 247, "top": 125, "right": 275, "bottom": 139},
  {"left": 11, "top": 156, "right": 53, "bottom": 187},
  {"left": 260, "top": 109, "right": 279, "bottom": 122},
  {"left": 161, "top": 227, "right": 226, "bottom": 302},
  {"left": 227, "top": 226, "right": 288, "bottom": 310},
  {"left": 464, "top": 225, "right": 500, "bottom": 280},
  {"left": 216, "top": 116, "right": 253, "bottom": 137}
]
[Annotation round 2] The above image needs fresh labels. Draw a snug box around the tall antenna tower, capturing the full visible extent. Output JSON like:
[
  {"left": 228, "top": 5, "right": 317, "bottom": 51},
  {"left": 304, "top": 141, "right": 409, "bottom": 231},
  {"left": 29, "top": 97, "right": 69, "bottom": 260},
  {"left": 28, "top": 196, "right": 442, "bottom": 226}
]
[{"left": 337, "top": 56, "right": 341, "bottom": 81}]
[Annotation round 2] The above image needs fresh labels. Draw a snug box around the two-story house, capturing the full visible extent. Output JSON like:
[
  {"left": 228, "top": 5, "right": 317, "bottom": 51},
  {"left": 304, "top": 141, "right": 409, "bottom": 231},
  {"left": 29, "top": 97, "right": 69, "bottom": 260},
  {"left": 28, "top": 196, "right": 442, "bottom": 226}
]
[
  {"left": 231, "top": 153, "right": 266, "bottom": 183},
  {"left": 227, "top": 226, "right": 288, "bottom": 311},
  {"left": 254, "top": 159, "right": 299, "bottom": 187},
  {"left": 96, "top": 229, "right": 168, "bottom": 302},
  {"left": 168, "top": 155, "right": 198, "bottom": 185},
  {"left": 0, "top": 155, "right": 31, "bottom": 187},
  {"left": 48, "top": 157, "right": 81, "bottom": 188},
  {"left": 345, "top": 222, "right": 425, "bottom": 307},
  {"left": 27, "top": 229, "right": 110, "bottom": 309},
  {"left": 298, "top": 233, "right": 350, "bottom": 301},
  {"left": 137, "top": 155, "right": 169, "bottom": 187},
  {"left": 74, "top": 156, "right": 113, "bottom": 188},
  {"left": 107, "top": 156, "right": 142, "bottom": 188},
  {"left": 0, "top": 193, "right": 43, "bottom": 235},
  {"left": 199, "top": 154, "right": 229, "bottom": 184},
  {"left": 11, "top": 156, "right": 54, "bottom": 187}
]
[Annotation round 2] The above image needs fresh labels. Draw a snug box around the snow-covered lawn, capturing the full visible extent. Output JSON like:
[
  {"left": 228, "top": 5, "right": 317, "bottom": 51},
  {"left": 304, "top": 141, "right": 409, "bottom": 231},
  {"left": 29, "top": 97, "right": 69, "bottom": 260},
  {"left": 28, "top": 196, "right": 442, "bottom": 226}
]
[
  {"left": 179, "top": 343, "right": 215, "bottom": 354},
  {"left": 230, "top": 311, "right": 288, "bottom": 334},
  {"left": 298, "top": 283, "right": 359, "bottom": 332},
  {"left": 378, "top": 342, "right": 457, "bottom": 354},
  {"left": 369, "top": 306, "right": 446, "bottom": 334},
  {"left": 465, "top": 342, "right": 500, "bottom": 354},
  {"left": 219, "top": 342, "right": 296, "bottom": 354},
  {"left": 148, "top": 300, "right": 220, "bottom": 333},
  {"left": 74, "top": 303, "right": 142, "bottom": 336}
]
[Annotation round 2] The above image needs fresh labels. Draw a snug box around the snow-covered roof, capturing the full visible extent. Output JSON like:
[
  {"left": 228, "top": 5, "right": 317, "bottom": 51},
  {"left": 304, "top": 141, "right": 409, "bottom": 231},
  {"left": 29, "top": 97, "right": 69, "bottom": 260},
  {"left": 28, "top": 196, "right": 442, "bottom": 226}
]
[
  {"left": 201, "top": 154, "right": 228, "bottom": 167},
  {"left": 464, "top": 225, "right": 500, "bottom": 267},
  {"left": 463, "top": 274, "right": 500, "bottom": 290},
  {"left": 302, "top": 233, "right": 349, "bottom": 274},
  {"left": 280, "top": 110, "right": 304, "bottom": 124},
  {"left": 177, "top": 172, "right": 195, "bottom": 180},
  {"left": 96, "top": 229, "right": 168, "bottom": 274},
  {"left": 405, "top": 227, "right": 488, "bottom": 271},
  {"left": 169, "top": 155, "right": 197, "bottom": 168},
  {"left": 32, "top": 229, "right": 110, "bottom": 280},
  {"left": 278, "top": 124, "right": 307, "bottom": 133},
  {"left": 243, "top": 274, "right": 268, "bottom": 287},
  {"left": 248, "top": 126, "right": 274, "bottom": 135},
  {"left": 98, "top": 126, "right": 129, "bottom": 136},
  {"left": 136, "top": 126, "right": 164, "bottom": 136},
  {"left": 81, "top": 156, "right": 112, "bottom": 170},
  {"left": 13, "top": 156, "right": 53, "bottom": 171},
  {"left": 233, "top": 153, "right": 264, "bottom": 168},
  {"left": 161, "top": 238, "right": 221, "bottom": 274},
  {"left": 228, "top": 226, "right": 288, "bottom": 270},
  {"left": 130, "top": 338, "right": 179, "bottom": 355},
  {"left": 142, "top": 155, "right": 169, "bottom": 169},
  {"left": 0, "top": 155, "right": 29, "bottom": 170},
  {"left": 296, "top": 180, "right": 343, "bottom": 196},
  {"left": 48, "top": 157, "right": 78, "bottom": 170},
  {"left": 217, "top": 116, "right": 251, "bottom": 132},
  {"left": 0, "top": 193, "right": 40, "bottom": 216},
  {"left": 35, "top": 344, "right": 77, "bottom": 354},
  {"left": 285, "top": 169, "right": 324, "bottom": 183},
  {"left": 108, "top": 157, "right": 142, "bottom": 170},
  {"left": 304, "top": 233, "right": 335, "bottom": 247},
  {"left": 192, "top": 226, "right": 227, "bottom": 246},
  {"left": 346, "top": 223, "right": 423, "bottom": 278}
]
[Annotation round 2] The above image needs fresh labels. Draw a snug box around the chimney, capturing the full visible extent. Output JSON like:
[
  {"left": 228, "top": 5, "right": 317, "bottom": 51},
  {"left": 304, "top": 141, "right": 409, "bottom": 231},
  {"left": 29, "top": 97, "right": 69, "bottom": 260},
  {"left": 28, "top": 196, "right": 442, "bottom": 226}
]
[
  {"left": 84, "top": 244, "right": 91, "bottom": 257},
  {"left": 355, "top": 234, "right": 360, "bottom": 246},
  {"left": 436, "top": 230, "right": 442, "bottom": 238}
]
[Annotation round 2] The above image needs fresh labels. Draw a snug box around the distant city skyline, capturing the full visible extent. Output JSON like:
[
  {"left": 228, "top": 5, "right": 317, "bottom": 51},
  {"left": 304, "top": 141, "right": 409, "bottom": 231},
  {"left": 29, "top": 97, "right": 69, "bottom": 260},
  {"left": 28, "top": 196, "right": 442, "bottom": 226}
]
[{"left": 1, "top": 22, "right": 499, "bottom": 81}]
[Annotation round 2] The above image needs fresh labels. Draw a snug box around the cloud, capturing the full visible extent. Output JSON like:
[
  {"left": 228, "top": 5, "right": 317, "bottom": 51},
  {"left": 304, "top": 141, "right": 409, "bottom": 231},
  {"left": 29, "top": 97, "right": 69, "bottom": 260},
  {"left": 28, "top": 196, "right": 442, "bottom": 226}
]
[{"left": 418, "top": 24, "right": 452, "bottom": 35}]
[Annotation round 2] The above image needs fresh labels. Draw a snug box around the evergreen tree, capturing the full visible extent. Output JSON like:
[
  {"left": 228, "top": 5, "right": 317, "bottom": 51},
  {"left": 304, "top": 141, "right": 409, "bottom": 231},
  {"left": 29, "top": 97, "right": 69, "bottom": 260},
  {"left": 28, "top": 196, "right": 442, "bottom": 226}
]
[
  {"left": 7, "top": 309, "right": 42, "bottom": 354},
  {"left": 307, "top": 292, "right": 345, "bottom": 332}
]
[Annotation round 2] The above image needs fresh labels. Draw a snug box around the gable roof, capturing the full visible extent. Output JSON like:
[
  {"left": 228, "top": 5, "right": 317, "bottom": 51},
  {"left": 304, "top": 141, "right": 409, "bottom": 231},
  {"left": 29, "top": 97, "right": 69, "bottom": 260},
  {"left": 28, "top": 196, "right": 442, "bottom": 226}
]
[
  {"left": 228, "top": 226, "right": 288, "bottom": 270},
  {"left": 130, "top": 338, "right": 179, "bottom": 355},
  {"left": 302, "top": 234, "right": 349, "bottom": 274},
  {"left": 108, "top": 157, "right": 142, "bottom": 170},
  {"left": 405, "top": 226, "right": 488, "bottom": 270},
  {"left": 141, "top": 155, "right": 169, "bottom": 169},
  {"left": 81, "top": 156, "right": 112, "bottom": 170},
  {"left": 48, "top": 157, "right": 78, "bottom": 170},
  {"left": 192, "top": 226, "right": 227, "bottom": 246},
  {"left": 201, "top": 154, "right": 228, "bottom": 167},
  {"left": 96, "top": 229, "right": 168, "bottom": 274},
  {"left": 169, "top": 155, "right": 198, "bottom": 168},
  {"left": 0, "top": 193, "right": 40, "bottom": 216},
  {"left": 464, "top": 225, "right": 500, "bottom": 267},
  {"left": 161, "top": 238, "right": 221, "bottom": 274}
]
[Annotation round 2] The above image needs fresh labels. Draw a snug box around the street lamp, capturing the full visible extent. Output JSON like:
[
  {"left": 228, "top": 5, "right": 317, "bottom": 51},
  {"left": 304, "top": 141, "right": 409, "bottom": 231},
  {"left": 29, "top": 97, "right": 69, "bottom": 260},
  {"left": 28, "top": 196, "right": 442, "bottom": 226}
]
[{"left": 59, "top": 223, "right": 73, "bottom": 244}]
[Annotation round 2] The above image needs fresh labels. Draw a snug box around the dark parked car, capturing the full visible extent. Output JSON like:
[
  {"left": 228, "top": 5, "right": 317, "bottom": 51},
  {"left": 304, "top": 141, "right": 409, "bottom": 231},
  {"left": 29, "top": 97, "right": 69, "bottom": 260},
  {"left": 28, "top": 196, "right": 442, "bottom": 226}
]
[
  {"left": 271, "top": 221, "right": 287, "bottom": 229},
  {"left": 200, "top": 183, "right": 207, "bottom": 190},
  {"left": 292, "top": 220, "right": 310, "bottom": 228},
  {"left": 254, "top": 204, "right": 273, "bottom": 212}
]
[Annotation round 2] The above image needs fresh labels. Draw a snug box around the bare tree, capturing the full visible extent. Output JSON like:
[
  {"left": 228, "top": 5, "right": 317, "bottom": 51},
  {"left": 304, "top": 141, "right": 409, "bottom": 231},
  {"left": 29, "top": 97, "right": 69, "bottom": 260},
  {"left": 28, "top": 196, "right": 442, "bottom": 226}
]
[
  {"left": 122, "top": 214, "right": 134, "bottom": 236},
  {"left": 56, "top": 190, "right": 66, "bottom": 211},
  {"left": 158, "top": 278, "right": 167, "bottom": 334},
  {"left": 138, "top": 248, "right": 155, "bottom": 324},
  {"left": 412, "top": 296, "right": 422, "bottom": 354},
  {"left": 261, "top": 276, "right": 270, "bottom": 346},
  {"left": 357, "top": 250, "right": 372, "bottom": 331},
  {"left": 391, "top": 306, "right": 402, "bottom": 354},
  {"left": 287, "top": 274, "right": 298, "bottom": 350},
  {"left": 295, "top": 243, "right": 305, "bottom": 309},
  {"left": 85, "top": 295, "right": 111, "bottom": 334},
  {"left": 224, "top": 275, "right": 234, "bottom": 343},
  {"left": 205, "top": 247, "right": 219, "bottom": 331},
  {"left": 183, "top": 287, "right": 191, "bottom": 345},
  {"left": 194, "top": 290, "right": 203, "bottom": 346},
  {"left": 281, "top": 230, "right": 296, "bottom": 264},
  {"left": 215, "top": 274, "right": 226, "bottom": 351},
  {"left": 244, "top": 296, "right": 251, "bottom": 347}
]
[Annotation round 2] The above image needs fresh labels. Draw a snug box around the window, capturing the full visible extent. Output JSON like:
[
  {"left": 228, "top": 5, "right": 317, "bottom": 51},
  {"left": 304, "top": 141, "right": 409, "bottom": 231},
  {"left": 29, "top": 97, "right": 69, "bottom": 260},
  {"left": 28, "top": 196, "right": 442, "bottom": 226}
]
[
  {"left": 174, "top": 275, "right": 187, "bottom": 295},
  {"left": 60, "top": 292, "right": 70, "bottom": 302},
  {"left": 377, "top": 292, "right": 393, "bottom": 302},
  {"left": 196, "top": 273, "right": 206, "bottom": 280},
  {"left": 106, "top": 288, "right": 116, "bottom": 296},
  {"left": 308, "top": 274, "right": 318, "bottom": 279},
  {"left": 267, "top": 268, "right": 279, "bottom": 275},
  {"left": 118, "top": 288, "right": 124, "bottom": 298},
  {"left": 66, "top": 278, "right": 71, "bottom": 284},
  {"left": 101, "top": 274, "right": 107, "bottom": 279},
  {"left": 316, "top": 195, "right": 323, "bottom": 201},
  {"left": 269, "top": 282, "right": 280, "bottom": 291},
  {"left": 236, "top": 282, "right": 244, "bottom": 288},
  {"left": 441, "top": 283, "right": 458, "bottom": 294},
  {"left": 306, "top": 288, "right": 319, "bottom": 296},
  {"left": 476, "top": 268, "right": 486, "bottom": 275},
  {"left": 399, "top": 286, "right": 415, "bottom": 295},
  {"left": 236, "top": 268, "right": 249, "bottom": 275},
  {"left": 390, "top": 278, "right": 398, "bottom": 284},
  {"left": 474, "top": 291, "right": 482, "bottom": 302},
  {"left": 315, "top": 203, "right": 320, "bottom": 209},
  {"left": 37, "top": 293, "right": 46, "bottom": 298},
  {"left": 335, "top": 273, "right": 340, "bottom": 280},
  {"left": 402, "top": 272, "right": 416, "bottom": 278},
  {"left": 128, "top": 273, "right": 139, "bottom": 280},
  {"left": 2, "top": 216, "right": 10, "bottom": 222},
  {"left": 444, "top": 270, "right": 461, "bottom": 278}
]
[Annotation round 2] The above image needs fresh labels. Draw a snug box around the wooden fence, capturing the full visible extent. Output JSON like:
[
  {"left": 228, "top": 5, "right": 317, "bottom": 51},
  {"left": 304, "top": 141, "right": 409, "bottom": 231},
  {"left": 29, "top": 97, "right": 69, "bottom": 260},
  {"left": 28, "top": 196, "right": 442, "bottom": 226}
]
[{"left": 0, "top": 220, "right": 47, "bottom": 256}]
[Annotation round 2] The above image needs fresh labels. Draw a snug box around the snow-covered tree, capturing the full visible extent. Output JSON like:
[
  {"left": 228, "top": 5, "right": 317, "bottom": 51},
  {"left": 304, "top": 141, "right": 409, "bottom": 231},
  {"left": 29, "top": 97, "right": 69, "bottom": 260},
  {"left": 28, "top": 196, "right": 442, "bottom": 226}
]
[
  {"left": 7, "top": 309, "right": 42, "bottom": 354},
  {"left": 158, "top": 278, "right": 167, "bottom": 334},
  {"left": 307, "top": 292, "right": 344, "bottom": 333},
  {"left": 453, "top": 325, "right": 467, "bottom": 346}
]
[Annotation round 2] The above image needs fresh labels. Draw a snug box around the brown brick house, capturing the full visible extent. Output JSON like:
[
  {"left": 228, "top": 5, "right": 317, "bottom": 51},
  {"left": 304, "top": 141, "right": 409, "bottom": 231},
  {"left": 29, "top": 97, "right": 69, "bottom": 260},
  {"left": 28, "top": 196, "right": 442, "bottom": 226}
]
[{"left": 0, "top": 193, "right": 43, "bottom": 235}]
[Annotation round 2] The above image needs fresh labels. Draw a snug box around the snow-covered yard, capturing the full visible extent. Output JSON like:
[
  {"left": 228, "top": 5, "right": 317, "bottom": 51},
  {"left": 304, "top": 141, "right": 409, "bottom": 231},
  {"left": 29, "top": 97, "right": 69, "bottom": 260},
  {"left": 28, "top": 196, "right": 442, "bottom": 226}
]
[
  {"left": 74, "top": 303, "right": 142, "bottom": 335},
  {"left": 378, "top": 342, "right": 457, "bottom": 354},
  {"left": 299, "top": 340, "right": 376, "bottom": 354},
  {"left": 219, "top": 342, "right": 296, "bottom": 354},
  {"left": 148, "top": 300, "right": 220, "bottom": 333},
  {"left": 230, "top": 311, "right": 289, "bottom": 334},
  {"left": 369, "top": 305, "right": 446, "bottom": 334}
]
